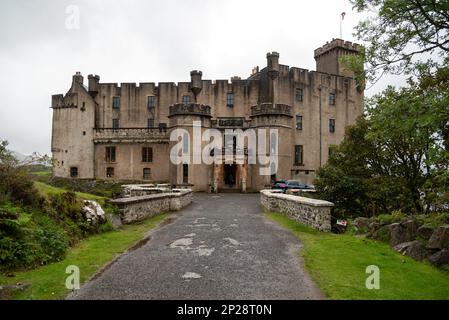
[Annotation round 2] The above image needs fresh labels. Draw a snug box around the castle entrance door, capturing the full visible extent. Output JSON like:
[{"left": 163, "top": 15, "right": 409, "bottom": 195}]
[{"left": 224, "top": 164, "right": 237, "bottom": 187}]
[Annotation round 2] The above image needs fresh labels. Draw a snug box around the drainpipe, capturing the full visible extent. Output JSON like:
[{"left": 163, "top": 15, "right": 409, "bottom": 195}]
[{"left": 319, "top": 86, "right": 322, "bottom": 166}]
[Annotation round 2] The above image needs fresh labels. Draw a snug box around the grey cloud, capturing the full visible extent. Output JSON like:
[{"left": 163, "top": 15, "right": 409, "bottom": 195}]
[{"left": 0, "top": 0, "right": 407, "bottom": 155}]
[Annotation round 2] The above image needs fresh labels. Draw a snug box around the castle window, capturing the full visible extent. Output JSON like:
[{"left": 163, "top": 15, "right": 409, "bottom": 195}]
[
  {"left": 183, "top": 132, "right": 189, "bottom": 154},
  {"left": 183, "top": 164, "right": 189, "bottom": 184},
  {"left": 112, "top": 118, "right": 120, "bottom": 129},
  {"left": 112, "top": 96, "right": 120, "bottom": 109},
  {"left": 142, "top": 147, "right": 153, "bottom": 163},
  {"left": 182, "top": 95, "right": 190, "bottom": 106},
  {"left": 106, "top": 167, "right": 114, "bottom": 178},
  {"left": 270, "top": 132, "right": 277, "bottom": 155},
  {"left": 159, "top": 123, "right": 167, "bottom": 132},
  {"left": 143, "top": 168, "right": 151, "bottom": 180},
  {"left": 70, "top": 167, "right": 78, "bottom": 178},
  {"left": 329, "top": 145, "right": 336, "bottom": 158},
  {"left": 296, "top": 115, "right": 303, "bottom": 130},
  {"left": 295, "top": 88, "right": 303, "bottom": 102},
  {"left": 329, "top": 119, "right": 336, "bottom": 133},
  {"left": 105, "top": 146, "right": 116, "bottom": 162},
  {"left": 147, "top": 96, "right": 155, "bottom": 108},
  {"left": 227, "top": 93, "right": 234, "bottom": 107},
  {"left": 148, "top": 119, "right": 155, "bottom": 128},
  {"left": 329, "top": 92, "right": 336, "bottom": 105},
  {"left": 294, "top": 145, "right": 303, "bottom": 165}
]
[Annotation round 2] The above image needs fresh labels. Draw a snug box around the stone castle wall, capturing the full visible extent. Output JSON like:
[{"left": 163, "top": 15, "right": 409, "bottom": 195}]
[
  {"left": 260, "top": 189, "right": 333, "bottom": 232},
  {"left": 110, "top": 189, "right": 192, "bottom": 224}
]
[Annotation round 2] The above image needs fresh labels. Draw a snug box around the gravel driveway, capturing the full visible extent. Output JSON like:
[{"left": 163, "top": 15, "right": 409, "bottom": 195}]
[{"left": 68, "top": 193, "right": 323, "bottom": 300}]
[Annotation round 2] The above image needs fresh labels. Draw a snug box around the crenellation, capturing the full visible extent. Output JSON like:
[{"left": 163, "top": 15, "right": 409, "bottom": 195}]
[{"left": 51, "top": 39, "right": 363, "bottom": 191}]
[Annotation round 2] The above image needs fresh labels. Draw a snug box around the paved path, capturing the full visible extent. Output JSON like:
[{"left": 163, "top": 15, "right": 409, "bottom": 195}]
[{"left": 69, "top": 193, "right": 323, "bottom": 300}]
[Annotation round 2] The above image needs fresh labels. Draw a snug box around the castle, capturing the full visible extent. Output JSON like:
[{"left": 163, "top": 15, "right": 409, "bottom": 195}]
[{"left": 51, "top": 38, "right": 364, "bottom": 192}]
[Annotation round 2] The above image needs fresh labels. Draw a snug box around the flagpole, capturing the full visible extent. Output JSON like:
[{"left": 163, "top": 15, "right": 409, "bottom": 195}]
[{"left": 340, "top": 12, "right": 346, "bottom": 39}]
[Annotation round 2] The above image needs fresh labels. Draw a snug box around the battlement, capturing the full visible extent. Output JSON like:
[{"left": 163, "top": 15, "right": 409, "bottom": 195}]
[{"left": 314, "top": 38, "right": 360, "bottom": 58}]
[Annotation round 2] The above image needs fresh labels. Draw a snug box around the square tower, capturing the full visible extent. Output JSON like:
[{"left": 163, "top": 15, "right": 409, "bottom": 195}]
[{"left": 314, "top": 39, "right": 360, "bottom": 77}]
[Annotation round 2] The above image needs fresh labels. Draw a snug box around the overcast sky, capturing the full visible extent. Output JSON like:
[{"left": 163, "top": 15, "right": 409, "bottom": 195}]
[{"left": 0, "top": 0, "right": 407, "bottom": 155}]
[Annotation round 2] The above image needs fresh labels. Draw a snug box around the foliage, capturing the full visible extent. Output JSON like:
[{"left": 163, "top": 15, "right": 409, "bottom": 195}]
[
  {"left": 0, "top": 204, "right": 68, "bottom": 271},
  {"left": 267, "top": 211, "right": 449, "bottom": 300},
  {"left": 351, "top": 0, "right": 449, "bottom": 82},
  {"left": 0, "top": 214, "right": 167, "bottom": 300},
  {"left": 0, "top": 139, "right": 114, "bottom": 272},
  {"left": 316, "top": 63, "right": 449, "bottom": 217}
]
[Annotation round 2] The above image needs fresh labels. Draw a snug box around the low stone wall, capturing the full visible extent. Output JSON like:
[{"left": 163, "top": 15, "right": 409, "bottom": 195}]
[
  {"left": 260, "top": 189, "right": 333, "bottom": 232},
  {"left": 110, "top": 189, "right": 192, "bottom": 224},
  {"left": 121, "top": 184, "right": 171, "bottom": 197}
]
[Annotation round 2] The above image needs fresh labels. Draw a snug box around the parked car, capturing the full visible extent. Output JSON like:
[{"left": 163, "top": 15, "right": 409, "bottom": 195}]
[
  {"left": 271, "top": 180, "right": 287, "bottom": 190},
  {"left": 283, "top": 180, "right": 314, "bottom": 192}
]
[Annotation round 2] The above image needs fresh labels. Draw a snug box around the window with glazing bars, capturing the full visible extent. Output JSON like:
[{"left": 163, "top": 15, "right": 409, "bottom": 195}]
[
  {"left": 105, "top": 146, "right": 116, "bottom": 162},
  {"left": 294, "top": 145, "right": 303, "bottom": 165},
  {"left": 112, "top": 96, "right": 120, "bottom": 109},
  {"left": 227, "top": 93, "right": 234, "bottom": 107},
  {"left": 147, "top": 96, "right": 155, "bottom": 108},
  {"left": 112, "top": 118, "right": 120, "bottom": 129},
  {"left": 329, "top": 119, "right": 336, "bottom": 133},
  {"left": 143, "top": 168, "right": 151, "bottom": 180},
  {"left": 182, "top": 95, "right": 190, "bottom": 106},
  {"left": 296, "top": 115, "right": 303, "bottom": 130},
  {"left": 329, "top": 92, "right": 336, "bottom": 105},
  {"left": 142, "top": 147, "right": 153, "bottom": 163},
  {"left": 296, "top": 88, "right": 303, "bottom": 102}
]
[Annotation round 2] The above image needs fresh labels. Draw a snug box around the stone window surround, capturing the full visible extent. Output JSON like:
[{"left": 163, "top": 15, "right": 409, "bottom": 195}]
[
  {"left": 295, "top": 88, "right": 304, "bottom": 102},
  {"left": 329, "top": 118, "right": 336, "bottom": 133},
  {"left": 112, "top": 96, "right": 120, "bottom": 109},
  {"left": 143, "top": 168, "right": 151, "bottom": 180},
  {"left": 105, "top": 146, "right": 116, "bottom": 163},
  {"left": 226, "top": 92, "right": 234, "bottom": 107}
]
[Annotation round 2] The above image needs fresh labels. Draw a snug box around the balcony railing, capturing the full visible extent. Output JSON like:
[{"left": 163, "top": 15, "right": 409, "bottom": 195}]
[
  {"left": 93, "top": 127, "right": 169, "bottom": 143},
  {"left": 250, "top": 103, "right": 292, "bottom": 117}
]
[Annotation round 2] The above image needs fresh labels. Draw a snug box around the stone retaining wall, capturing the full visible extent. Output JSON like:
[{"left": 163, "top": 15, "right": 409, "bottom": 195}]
[
  {"left": 110, "top": 189, "right": 192, "bottom": 224},
  {"left": 260, "top": 190, "right": 333, "bottom": 232}
]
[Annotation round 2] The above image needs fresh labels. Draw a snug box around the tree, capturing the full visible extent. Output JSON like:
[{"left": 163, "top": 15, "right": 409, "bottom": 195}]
[
  {"left": 351, "top": 0, "right": 449, "bottom": 81},
  {"left": 316, "top": 70, "right": 449, "bottom": 216},
  {"left": 0, "top": 139, "right": 43, "bottom": 207}
]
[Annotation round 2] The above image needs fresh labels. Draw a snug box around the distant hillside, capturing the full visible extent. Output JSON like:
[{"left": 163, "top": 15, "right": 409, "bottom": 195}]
[{"left": 11, "top": 151, "right": 51, "bottom": 167}]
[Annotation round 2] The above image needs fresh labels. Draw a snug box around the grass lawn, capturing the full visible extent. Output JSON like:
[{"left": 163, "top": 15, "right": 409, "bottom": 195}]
[
  {"left": 266, "top": 211, "right": 449, "bottom": 300},
  {"left": 34, "top": 181, "right": 106, "bottom": 204},
  {"left": 31, "top": 170, "right": 51, "bottom": 178},
  {"left": 0, "top": 213, "right": 168, "bottom": 300}
]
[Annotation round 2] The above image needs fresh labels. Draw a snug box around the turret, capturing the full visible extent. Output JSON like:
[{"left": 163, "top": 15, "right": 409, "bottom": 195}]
[
  {"left": 190, "top": 70, "right": 203, "bottom": 101},
  {"left": 88, "top": 74, "right": 100, "bottom": 96},
  {"left": 266, "top": 52, "right": 280, "bottom": 80},
  {"left": 72, "top": 71, "right": 84, "bottom": 85}
]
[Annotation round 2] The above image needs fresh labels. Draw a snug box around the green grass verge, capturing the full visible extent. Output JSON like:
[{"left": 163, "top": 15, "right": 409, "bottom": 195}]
[
  {"left": 266, "top": 211, "right": 449, "bottom": 300},
  {"left": 34, "top": 181, "right": 106, "bottom": 204},
  {"left": 0, "top": 214, "right": 167, "bottom": 300},
  {"left": 30, "top": 170, "right": 51, "bottom": 177}
]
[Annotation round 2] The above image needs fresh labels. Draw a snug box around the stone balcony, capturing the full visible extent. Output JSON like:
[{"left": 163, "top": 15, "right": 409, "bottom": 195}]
[
  {"left": 93, "top": 128, "right": 169, "bottom": 144},
  {"left": 168, "top": 103, "right": 212, "bottom": 117},
  {"left": 250, "top": 103, "right": 292, "bottom": 117}
]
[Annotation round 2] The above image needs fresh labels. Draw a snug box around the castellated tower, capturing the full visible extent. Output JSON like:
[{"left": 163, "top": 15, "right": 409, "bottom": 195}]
[
  {"left": 168, "top": 98, "right": 212, "bottom": 191},
  {"left": 51, "top": 38, "right": 364, "bottom": 192},
  {"left": 314, "top": 38, "right": 360, "bottom": 78}
]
